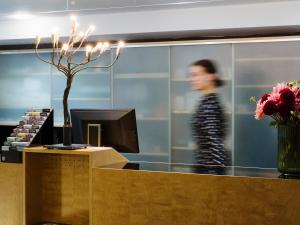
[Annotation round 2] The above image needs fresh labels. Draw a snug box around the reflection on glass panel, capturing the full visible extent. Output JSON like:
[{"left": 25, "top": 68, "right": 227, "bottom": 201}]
[
  {"left": 172, "top": 82, "right": 200, "bottom": 113},
  {"left": 108, "top": 161, "right": 281, "bottom": 178},
  {"left": 171, "top": 44, "right": 232, "bottom": 80},
  {"left": 171, "top": 148, "right": 194, "bottom": 164},
  {"left": 114, "top": 47, "right": 169, "bottom": 74},
  {"left": 113, "top": 47, "right": 170, "bottom": 161},
  {"left": 136, "top": 120, "right": 169, "bottom": 155},
  {"left": 172, "top": 115, "right": 193, "bottom": 148},
  {"left": 123, "top": 152, "right": 169, "bottom": 163},
  {"left": 114, "top": 79, "right": 169, "bottom": 118},
  {"left": 170, "top": 44, "right": 233, "bottom": 164},
  {"left": 234, "top": 41, "right": 300, "bottom": 167},
  {"left": 0, "top": 52, "right": 51, "bottom": 123},
  {"left": 234, "top": 115, "right": 277, "bottom": 168}
]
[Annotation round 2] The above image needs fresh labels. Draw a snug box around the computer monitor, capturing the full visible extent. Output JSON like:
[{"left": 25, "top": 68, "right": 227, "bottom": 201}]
[{"left": 70, "top": 109, "right": 139, "bottom": 153}]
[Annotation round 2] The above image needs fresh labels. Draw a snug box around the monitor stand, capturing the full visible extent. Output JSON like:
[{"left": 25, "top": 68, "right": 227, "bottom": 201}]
[{"left": 87, "top": 123, "right": 102, "bottom": 147}]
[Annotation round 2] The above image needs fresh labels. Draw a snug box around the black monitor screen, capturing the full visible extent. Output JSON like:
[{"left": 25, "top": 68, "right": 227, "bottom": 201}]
[{"left": 70, "top": 109, "right": 139, "bottom": 153}]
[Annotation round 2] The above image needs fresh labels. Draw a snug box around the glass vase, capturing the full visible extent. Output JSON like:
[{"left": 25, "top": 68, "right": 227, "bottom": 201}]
[{"left": 277, "top": 125, "right": 300, "bottom": 177}]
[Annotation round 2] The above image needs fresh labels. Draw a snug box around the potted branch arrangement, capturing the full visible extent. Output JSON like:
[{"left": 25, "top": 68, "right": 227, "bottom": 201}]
[
  {"left": 35, "top": 16, "right": 124, "bottom": 149},
  {"left": 251, "top": 81, "right": 300, "bottom": 177}
]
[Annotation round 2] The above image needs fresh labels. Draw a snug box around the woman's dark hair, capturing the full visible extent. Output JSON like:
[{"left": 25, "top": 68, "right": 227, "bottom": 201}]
[{"left": 191, "top": 59, "right": 224, "bottom": 87}]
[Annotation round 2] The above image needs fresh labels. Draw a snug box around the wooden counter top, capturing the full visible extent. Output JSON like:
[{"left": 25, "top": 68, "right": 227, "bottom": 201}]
[{"left": 24, "top": 146, "right": 115, "bottom": 155}]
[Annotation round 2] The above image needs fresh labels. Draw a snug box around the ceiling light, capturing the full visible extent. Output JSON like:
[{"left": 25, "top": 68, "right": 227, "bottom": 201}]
[{"left": 7, "top": 11, "right": 35, "bottom": 20}]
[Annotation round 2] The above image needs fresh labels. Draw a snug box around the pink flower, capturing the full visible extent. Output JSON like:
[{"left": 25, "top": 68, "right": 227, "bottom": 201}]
[
  {"left": 268, "top": 92, "right": 281, "bottom": 104},
  {"left": 277, "top": 102, "right": 291, "bottom": 118},
  {"left": 279, "top": 88, "right": 295, "bottom": 105},
  {"left": 253, "top": 82, "right": 300, "bottom": 122},
  {"left": 293, "top": 89, "right": 300, "bottom": 117},
  {"left": 293, "top": 89, "right": 300, "bottom": 101},
  {"left": 273, "top": 82, "right": 287, "bottom": 94},
  {"left": 255, "top": 99, "right": 265, "bottom": 120},
  {"left": 268, "top": 83, "right": 295, "bottom": 106},
  {"left": 263, "top": 100, "right": 278, "bottom": 115},
  {"left": 295, "top": 89, "right": 300, "bottom": 98},
  {"left": 260, "top": 93, "right": 270, "bottom": 103}
]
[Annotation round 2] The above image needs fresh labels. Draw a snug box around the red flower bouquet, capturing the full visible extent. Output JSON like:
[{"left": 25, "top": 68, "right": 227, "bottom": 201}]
[
  {"left": 251, "top": 80, "right": 300, "bottom": 177},
  {"left": 253, "top": 81, "right": 300, "bottom": 126}
]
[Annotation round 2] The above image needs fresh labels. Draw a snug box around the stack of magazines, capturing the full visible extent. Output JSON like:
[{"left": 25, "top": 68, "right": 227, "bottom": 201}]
[{"left": 1, "top": 108, "right": 52, "bottom": 162}]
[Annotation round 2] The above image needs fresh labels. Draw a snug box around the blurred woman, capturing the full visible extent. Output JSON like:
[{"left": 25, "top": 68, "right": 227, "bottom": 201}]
[{"left": 189, "top": 59, "right": 227, "bottom": 168}]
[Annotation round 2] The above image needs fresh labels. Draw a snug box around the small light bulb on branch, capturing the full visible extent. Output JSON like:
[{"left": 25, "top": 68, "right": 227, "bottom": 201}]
[
  {"left": 92, "top": 44, "right": 100, "bottom": 53},
  {"left": 55, "top": 35, "right": 60, "bottom": 48},
  {"left": 70, "top": 15, "right": 78, "bottom": 36},
  {"left": 103, "top": 42, "right": 110, "bottom": 50},
  {"left": 73, "top": 31, "right": 85, "bottom": 43},
  {"left": 73, "top": 22, "right": 79, "bottom": 33},
  {"left": 86, "top": 45, "right": 92, "bottom": 59},
  {"left": 89, "top": 25, "right": 95, "bottom": 32},
  {"left": 116, "top": 41, "right": 125, "bottom": 56},
  {"left": 51, "top": 33, "right": 58, "bottom": 47},
  {"left": 96, "top": 42, "right": 103, "bottom": 51},
  {"left": 70, "top": 15, "right": 77, "bottom": 22},
  {"left": 51, "top": 34, "right": 55, "bottom": 46},
  {"left": 85, "top": 25, "right": 95, "bottom": 36},
  {"left": 86, "top": 45, "right": 92, "bottom": 52},
  {"left": 35, "top": 35, "right": 41, "bottom": 49},
  {"left": 73, "top": 35, "right": 82, "bottom": 43},
  {"left": 61, "top": 43, "right": 69, "bottom": 55},
  {"left": 118, "top": 41, "right": 125, "bottom": 48}
]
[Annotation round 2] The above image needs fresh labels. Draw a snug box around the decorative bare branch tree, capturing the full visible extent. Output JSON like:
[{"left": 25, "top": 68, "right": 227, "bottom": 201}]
[{"left": 35, "top": 16, "right": 124, "bottom": 146}]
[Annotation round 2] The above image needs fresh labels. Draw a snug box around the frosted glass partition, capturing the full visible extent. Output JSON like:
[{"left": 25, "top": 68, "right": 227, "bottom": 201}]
[
  {"left": 234, "top": 41, "right": 300, "bottom": 167},
  {"left": 51, "top": 51, "right": 112, "bottom": 125},
  {"left": 1, "top": 40, "right": 300, "bottom": 167},
  {"left": 170, "top": 44, "right": 233, "bottom": 164},
  {"left": 114, "top": 47, "right": 169, "bottom": 74},
  {"left": 0, "top": 52, "right": 51, "bottom": 124},
  {"left": 113, "top": 47, "right": 170, "bottom": 162}
]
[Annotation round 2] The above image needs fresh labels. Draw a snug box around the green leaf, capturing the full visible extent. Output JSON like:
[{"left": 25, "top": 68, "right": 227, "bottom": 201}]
[
  {"left": 249, "top": 96, "right": 257, "bottom": 103},
  {"left": 269, "top": 121, "right": 278, "bottom": 127}
]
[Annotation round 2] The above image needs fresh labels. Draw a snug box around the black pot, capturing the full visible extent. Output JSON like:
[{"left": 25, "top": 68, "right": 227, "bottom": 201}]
[{"left": 63, "top": 125, "right": 72, "bottom": 146}]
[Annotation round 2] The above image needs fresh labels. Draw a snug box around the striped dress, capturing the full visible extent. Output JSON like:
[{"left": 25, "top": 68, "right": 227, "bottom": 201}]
[{"left": 191, "top": 93, "right": 227, "bottom": 166}]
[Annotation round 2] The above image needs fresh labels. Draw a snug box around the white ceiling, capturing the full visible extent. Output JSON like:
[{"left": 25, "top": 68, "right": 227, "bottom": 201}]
[
  {"left": 0, "top": 0, "right": 299, "bottom": 15},
  {"left": 0, "top": 0, "right": 300, "bottom": 45}
]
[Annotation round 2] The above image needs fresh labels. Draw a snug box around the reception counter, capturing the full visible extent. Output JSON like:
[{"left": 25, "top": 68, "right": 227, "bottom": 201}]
[
  {"left": 93, "top": 162, "right": 300, "bottom": 225},
  {"left": 0, "top": 147, "right": 300, "bottom": 225},
  {"left": 0, "top": 162, "right": 23, "bottom": 225}
]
